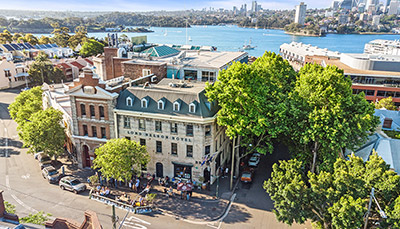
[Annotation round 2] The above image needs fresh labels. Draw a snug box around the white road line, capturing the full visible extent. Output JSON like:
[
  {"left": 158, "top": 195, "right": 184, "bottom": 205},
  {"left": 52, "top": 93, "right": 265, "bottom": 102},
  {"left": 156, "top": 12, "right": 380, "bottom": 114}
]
[
  {"left": 5, "top": 175, "right": 10, "bottom": 190},
  {"left": 11, "top": 194, "right": 38, "bottom": 213}
]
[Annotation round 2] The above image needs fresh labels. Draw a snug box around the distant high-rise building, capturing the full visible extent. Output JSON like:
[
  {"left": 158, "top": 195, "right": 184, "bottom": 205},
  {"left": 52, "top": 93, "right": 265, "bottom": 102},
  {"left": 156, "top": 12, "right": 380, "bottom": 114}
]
[
  {"left": 332, "top": 0, "right": 340, "bottom": 9},
  {"left": 339, "top": 0, "right": 353, "bottom": 10},
  {"left": 295, "top": 2, "right": 307, "bottom": 25},
  {"left": 372, "top": 15, "right": 380, "bottom": 26},
  {"left": 251, "top": 1, "right": 258, "bottom": 12},
  {"left": 384, "top": 0, "right": 392, "bottom": 12},
  {"left": 388, "top": 0, "right": 399, "bottom": 14}
]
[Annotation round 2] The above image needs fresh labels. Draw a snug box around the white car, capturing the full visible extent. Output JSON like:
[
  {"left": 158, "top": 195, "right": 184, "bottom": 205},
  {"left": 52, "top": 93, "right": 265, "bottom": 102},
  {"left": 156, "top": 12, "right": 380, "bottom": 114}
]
[{"left": 248, "top": 155, "right": 260, "bottom": 167}]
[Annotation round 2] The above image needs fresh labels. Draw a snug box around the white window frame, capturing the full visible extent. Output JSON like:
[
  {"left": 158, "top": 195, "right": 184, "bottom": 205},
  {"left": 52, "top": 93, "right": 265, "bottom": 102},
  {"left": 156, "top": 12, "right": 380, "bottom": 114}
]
[
  {"left": 173, "top": 101, "right": 180, "bottom": 111},
  {"left": 189, "top": 103, "right": 196, "bottom": 113},
  {"left": 141, "top": 98, "right": 148, "bottom": 108},
  {"left": 158, "top": 100, "right": 165, "bottom": 110},
  {"left": 142, "top": 69, "right": 151, "bottom": 76},
  {"left": 126, "top": 97, "right": 133, "bottom": 107}
]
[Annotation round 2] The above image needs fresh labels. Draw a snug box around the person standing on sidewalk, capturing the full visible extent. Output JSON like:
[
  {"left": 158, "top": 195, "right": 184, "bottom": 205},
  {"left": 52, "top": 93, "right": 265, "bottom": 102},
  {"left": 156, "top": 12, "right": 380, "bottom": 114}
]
[
  {"left": 135, "top": 178, "right": 140, "bottom": 193},
  {"left": 225, "top": 167, "right": 229, "bottom": 177}
]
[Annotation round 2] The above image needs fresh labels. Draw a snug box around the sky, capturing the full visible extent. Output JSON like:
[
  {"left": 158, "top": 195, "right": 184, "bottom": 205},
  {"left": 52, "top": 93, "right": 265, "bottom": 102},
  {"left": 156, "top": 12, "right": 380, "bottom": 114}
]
[{"left": 0, "top": 0, "right": 332, "bottom": 12}]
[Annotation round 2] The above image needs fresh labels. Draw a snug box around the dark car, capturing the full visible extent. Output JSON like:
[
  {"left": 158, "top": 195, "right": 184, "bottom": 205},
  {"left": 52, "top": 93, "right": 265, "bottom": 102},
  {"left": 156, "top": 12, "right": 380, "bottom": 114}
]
[
  {"left": 37, "top": 153, "right": 52, "bottom": 170},
  {"left": 240, "top": 168, "right": 254, "bottom": 183},
  {"left": 42, "top": 166, "right": 60, "bottom": 183}
]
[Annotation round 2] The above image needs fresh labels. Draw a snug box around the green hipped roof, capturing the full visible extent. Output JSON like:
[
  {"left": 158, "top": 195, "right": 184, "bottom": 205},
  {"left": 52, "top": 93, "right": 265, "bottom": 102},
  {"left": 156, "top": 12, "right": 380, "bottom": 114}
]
[{"left": 142, "top": 45, "right": 180, "bottom": 57}]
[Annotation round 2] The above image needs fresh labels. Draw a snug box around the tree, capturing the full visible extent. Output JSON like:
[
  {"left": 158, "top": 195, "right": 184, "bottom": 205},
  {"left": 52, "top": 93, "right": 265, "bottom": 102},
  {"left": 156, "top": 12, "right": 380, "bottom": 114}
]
[
  {"left": 12, "top": 33, "right": 23, "bottom": 42},
  {"left": 20, "top": 211, "right": 52, "bottom": 225},
  {"left": 79, "top": 39, "right": 105, "bottom": 57},
  {"left": 9, "top": 86, "right": 43, "bottom": 130},
  {"left": 68, "top": 26, "right": 88, "bottom": 49},
  {"left": 24, "top": 33, "right": 39, "bottom": 45},
  {"left": 264, "top": 153, "right": 400, "bottom": 228},
  {"left": 205, "top": 52, "right": 297, "bottom": 156},
  {"left": 51, "top": 23, "right": 71, "bottom": 47},
  {"left": 0, "top": 29, "right": 12, "bottom": 43},
  {"left": 93, "top": 138, "right": 150, "bottom": 181},
  {"left": 20, "top": 108, "right": 65, "bottom": 156},
  {"left": 289, "top": 64, "right": 379, "bottom": 172},
  {"left": 4, "top": 201, "right": 16, "bottom": 214},
  {"left": 38, "top": 35, "right": 51, "bottom": 45},
  {"left": 375, "top": 97, "right": 397, "bottom": 110},
  {"left": 28, "top": 52, "right": 65, "bottom": 85}
]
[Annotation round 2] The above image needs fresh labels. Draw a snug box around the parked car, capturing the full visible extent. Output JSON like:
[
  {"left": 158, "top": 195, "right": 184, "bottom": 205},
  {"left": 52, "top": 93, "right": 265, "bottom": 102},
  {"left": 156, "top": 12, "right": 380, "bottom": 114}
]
[
  {"left": 240, "top": 168, "right": 254, "bottom": 183},
  {"left": 37, "top": 153, "right": 52, "bottom": 169},
  {"left": 42, "top": 166, "right": 60, "bottom": 183},
  {"left": 248, "top": 154, "right": 260, "bottom": 167},
  {"left": 59, "top": 176, "right": 86, "bottom": 194}
]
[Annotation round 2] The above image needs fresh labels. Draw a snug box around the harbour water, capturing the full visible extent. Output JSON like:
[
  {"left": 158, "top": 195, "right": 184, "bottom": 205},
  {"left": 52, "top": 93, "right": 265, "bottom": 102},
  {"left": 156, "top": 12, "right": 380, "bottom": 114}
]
[{"left": 39, "top": 25, "right": 400, "bottom": 56}]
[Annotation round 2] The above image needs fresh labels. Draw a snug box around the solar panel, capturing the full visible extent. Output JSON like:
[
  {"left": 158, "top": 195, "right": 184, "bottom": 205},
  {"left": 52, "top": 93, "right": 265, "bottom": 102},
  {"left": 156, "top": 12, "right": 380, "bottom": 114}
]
[
  {"left": 25, "top": 43, "right": 35, "bottom": 49},
  {"left": 34, "top": 45, "right": 41, "bottom": 49},
  {"left": 45, "top": 44, "right": 53, "bottom": 49},
  {"left": 10, "top": 44, "right": 21, "bottom": 50},
  {"left": 17, "top": 43, "right": 27, "bottom": 49},
  {"left": 51, "top": 44, "right": 58, "bottom": 48},
  {"left": 39, "top": 44, "right": 47, "bottom": 49},
  {"left": 2, "top": 44, "right": 14, "bottom": 51}
]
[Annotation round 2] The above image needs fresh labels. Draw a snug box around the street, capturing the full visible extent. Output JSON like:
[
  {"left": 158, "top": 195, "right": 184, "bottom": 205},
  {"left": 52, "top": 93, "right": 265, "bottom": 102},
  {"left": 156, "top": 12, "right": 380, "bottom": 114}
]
[{"left": 0, "top": 88, "right": 310, "bottom": 229}]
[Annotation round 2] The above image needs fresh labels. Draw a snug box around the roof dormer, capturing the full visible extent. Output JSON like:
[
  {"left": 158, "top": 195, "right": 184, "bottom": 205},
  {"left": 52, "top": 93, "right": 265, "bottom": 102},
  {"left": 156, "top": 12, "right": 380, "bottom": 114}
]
[
  {"left": 173, "top": 100, "right": 181, "bottom": 111},
  {"left": 126, "top": 97, "right": 133, "bottom": 107},
  {"left": 141, "top": 97, "right": 149, "bottom": 108}
]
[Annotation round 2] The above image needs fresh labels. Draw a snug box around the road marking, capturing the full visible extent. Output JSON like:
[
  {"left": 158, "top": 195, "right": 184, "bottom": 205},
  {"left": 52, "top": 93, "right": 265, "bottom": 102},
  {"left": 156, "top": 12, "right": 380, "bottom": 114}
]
[
  {"left": 122, "top": 216, "right": 151, "bottom": 229},
  {"left": 5, "top": 175, "right": 10, "bottom": 190},
  {"left": 11, "top": 194, "right": 38, "bottom": 213},
  {"left": 21, "top": 173, "right": 30, "bottom": 179}
]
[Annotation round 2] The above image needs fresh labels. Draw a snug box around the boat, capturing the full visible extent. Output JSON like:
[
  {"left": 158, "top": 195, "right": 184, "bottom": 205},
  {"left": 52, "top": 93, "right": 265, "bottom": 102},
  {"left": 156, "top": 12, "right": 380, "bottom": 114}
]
[
  {"left": 164, "top": 29, "right": 168, "bottom": 36},
  {"left": 242, "top": 38, "right": 256, "bottom": 50},
  {"left": 188, "top": 36, "right": 192, "bottom": 42}
]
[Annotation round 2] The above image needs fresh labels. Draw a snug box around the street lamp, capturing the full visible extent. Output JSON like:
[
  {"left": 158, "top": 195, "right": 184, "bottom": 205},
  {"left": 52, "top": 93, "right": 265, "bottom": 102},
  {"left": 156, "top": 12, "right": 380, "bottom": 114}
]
[{"left": 364, "top": 187, "right": 387, "bottom": 229}]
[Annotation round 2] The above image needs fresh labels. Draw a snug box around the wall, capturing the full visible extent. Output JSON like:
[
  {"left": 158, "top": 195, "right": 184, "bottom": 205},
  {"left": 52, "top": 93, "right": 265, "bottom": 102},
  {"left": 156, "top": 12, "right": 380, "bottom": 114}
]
[
  {"left": 104, "top": 47, "right": 118, "bottom": 80},
  {"left": 122, "top": 62, "right": 167, "bottom": 81}
]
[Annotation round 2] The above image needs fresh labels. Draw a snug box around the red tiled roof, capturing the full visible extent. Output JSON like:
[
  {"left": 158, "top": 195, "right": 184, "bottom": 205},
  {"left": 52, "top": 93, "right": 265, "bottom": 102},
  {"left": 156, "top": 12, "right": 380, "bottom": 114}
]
[
  {"left": 56, "top": 63, "right": 72, "bottom": 69},
  {"left": 70, "top": 61, "right": 85, "bottom": 69},
  {"left": 84, "top": 58, "right": 93, "bottom": 65}
]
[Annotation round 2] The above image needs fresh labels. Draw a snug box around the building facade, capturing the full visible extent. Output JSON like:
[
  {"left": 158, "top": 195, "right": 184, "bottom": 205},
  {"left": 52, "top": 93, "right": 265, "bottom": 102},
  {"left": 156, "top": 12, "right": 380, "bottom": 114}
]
[
  {"left": 295, "top": 2, "right": 307, "bottom": 25},
  {"left": 114, "top": 79, "right": 231, "bottom": 184}
]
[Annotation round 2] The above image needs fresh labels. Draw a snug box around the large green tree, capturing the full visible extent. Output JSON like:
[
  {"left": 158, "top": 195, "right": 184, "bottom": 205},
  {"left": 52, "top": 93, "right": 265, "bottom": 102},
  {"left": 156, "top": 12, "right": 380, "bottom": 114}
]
[
  {"left": 20, "top": 107, "right": 65, "bottom": 156},
  {"left": 9, "top": 86, "right": 43, "bottom": 129},
  {"left": 68, "top": 26, "right": 88, "bottom": 49},
  {"left": 93, "top": 138, "right": 150, "bottom": 181},
  {"left": 205, "top": 52, "right": 297, "bottom": 156},
  {"left": 0, "top": 29, "right": 12, "bottom": 43},
  {"left": 289, "top": 64, "right": 379, "bottom": 172},
  {"left": 264, "top": 154, "right": 400, "bottom": 228},
  {"left": 28, "top": 52, "right": 65, "bottom": 85},
  {"left": 79, "top": 39, "right": 104, "bottom": 57},
  {"left": 51, "top": 23, "right": 71, "bottom": 47}
]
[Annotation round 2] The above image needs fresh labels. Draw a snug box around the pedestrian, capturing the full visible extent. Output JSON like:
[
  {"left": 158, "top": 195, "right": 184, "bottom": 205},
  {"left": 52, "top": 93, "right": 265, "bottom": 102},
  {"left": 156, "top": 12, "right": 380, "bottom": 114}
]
[
  {"left": 99, "top": 175, "right": 103, "bottom": 186},
  {"left": 186, "top": 191, "right": 190, "bottom": 201},
  {"left": 129, "top": 179, "right": 132, "bottom": 189},
  {"left": 135, "top": 178, "right": 140, "bottom": 193},
  {"left": 225, "top": 167, "right": 229, "bottom": 177}
]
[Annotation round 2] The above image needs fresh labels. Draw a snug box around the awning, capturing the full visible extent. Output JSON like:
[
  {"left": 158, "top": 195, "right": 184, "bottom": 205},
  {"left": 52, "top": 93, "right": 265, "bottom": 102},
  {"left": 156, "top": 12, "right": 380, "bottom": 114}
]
[{"left": 172, "top": 161, "right": 193, "bottom": 167}]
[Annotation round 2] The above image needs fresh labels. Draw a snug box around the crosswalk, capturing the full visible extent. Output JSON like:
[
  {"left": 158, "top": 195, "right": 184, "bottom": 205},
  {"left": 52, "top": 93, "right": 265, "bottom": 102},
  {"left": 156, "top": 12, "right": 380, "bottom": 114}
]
[{"left": 121, "top": 215, "right": 151, "bottom": 229}]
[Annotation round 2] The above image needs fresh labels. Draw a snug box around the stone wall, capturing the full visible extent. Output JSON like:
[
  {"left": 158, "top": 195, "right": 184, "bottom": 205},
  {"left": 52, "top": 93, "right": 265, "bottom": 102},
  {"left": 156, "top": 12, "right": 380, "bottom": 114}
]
[{"left": 122, "top": 62, "right": 167, "bottom": 82}]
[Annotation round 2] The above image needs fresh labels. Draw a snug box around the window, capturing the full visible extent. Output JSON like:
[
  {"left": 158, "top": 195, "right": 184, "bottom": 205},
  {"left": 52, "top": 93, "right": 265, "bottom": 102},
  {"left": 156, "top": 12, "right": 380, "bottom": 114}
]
[
  {"left": 142, "top": 69, "right": 151, "bottom": 76},
  {"left": 155, "top": 121, "right": 162, "bottom": 132},
  {"left": 171, "top": 123, "right": 178, "bottom": 134},
  {"left": 186, "top": 145, "right": 193, "bottom": 157},
  {"left": 189, "top": 103, "right": 196, "bottom": 113},
  {"left": 80, "top": 104, "right": 86, "bottom": 116},
  {"left": 158, "top": 100, "right": 165, "bottom": 110},
  {"left": 171, "top": 143, "right": 178, "bottom": 155},
  {"left": 156, "top": 141, "right": 162, "bottom": 153},
  {"left": 140, "top": 139, "right": 146, "bottom": 146},
  {"left": 205, "top": 145, "right": 210, "bottom": 155},
  {"left": 92, "top": 126, "right": 97, "bottom": 138},
  {"left": 205, "top": 125, "right": 211, "bottom": 136},
  {"left": 99, "top": 106, "right": 105, "bottom": 119},
  {"left": 124, "top": 116, "right": 131, "bottom": 128},
  {"left": 186, "top": 124, "right": 193, "bottom": 136},
  {"left": 173, "top": 101, "right": 180, "bottom": 111},
  {"left": 139, "top": 119, "right": 146, "bottom": 130},
  {"left": 101, "top": 127, "right": 106, "bottom": 139},
  {"left": 125, "top": 136, "right": 131, "bottom": 140},
  {"left": 201, "top": 71, "right": 216, "bottom": 82},
  {"left": 4, "top": 70, "right": 11, "bottom": 77},
  {"left": 90, "top": 105, "right": 95, "bottom": 118},
  {"left": 126, "top": 97, "right": 133, "bottom": 106},
  {"left": 83, "top": 125, "right": 88, "bottom": 136},
  {"left": 377, "top": 91, "right": 386, "bottom": 97},
  {"left": 141, "top": 98, "right": 148, "bottom": 108}
]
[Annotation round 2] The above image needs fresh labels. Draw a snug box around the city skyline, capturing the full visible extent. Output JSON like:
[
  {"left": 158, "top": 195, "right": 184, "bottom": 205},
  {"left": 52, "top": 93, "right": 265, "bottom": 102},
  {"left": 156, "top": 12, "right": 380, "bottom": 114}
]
[{"left": 0, "top": 0, "right": 332, "bottom": 12}]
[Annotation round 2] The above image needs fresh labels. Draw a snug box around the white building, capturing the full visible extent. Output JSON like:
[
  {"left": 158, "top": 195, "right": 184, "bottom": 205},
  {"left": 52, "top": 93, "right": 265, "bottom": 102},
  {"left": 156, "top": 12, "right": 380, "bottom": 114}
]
[
  {"left": 295, "top": 2, "right": 307, "bottom": 25},
  {"left": 114, "top": 78, "right": 231, "bottom": 184},
  {"left": 372, "top": 15, "right": 380, "bottom": 26},
  {"left": 364, "top": 39, "right": 400, "bottom": 55},
  {"left": 388, "top": 0, "right": 400, "bottom": 15},
  {"left": 0, "top": 60, "right": 28, "bottom": 89}
]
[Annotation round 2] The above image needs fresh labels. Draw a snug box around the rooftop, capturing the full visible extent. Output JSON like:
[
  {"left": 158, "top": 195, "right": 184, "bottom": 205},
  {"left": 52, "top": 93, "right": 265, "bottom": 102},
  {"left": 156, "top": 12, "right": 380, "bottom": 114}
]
[
  {"left": 142, "top": 45, "right": 181, "bottom": 58},
  {"left": 367, "top": 39, "right": 400, "bottom": 47},
  {"left": 280, "top": 42, "right": 341, "bottom": 58}
]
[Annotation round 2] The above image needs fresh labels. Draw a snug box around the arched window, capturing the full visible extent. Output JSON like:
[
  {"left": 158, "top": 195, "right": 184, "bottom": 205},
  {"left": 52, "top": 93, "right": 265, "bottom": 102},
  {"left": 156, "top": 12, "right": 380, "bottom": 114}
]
[
  {"left": 126, "top": 97, "right": 133, "bottom": 107},
  {"left": 189, "top": 103, "right": 196, "bottom": 113},
  {"left": 158, "top": 100, "right": 165, "bottom": 110},
  {"left": 80, "top": 104, "right": 86, "bottom": 116},
  {"left": 173, "top": 101, "right": 180, "bottom": 111},
  {"left": 141, "top": 98, "right": 148, "bottom": 108}
]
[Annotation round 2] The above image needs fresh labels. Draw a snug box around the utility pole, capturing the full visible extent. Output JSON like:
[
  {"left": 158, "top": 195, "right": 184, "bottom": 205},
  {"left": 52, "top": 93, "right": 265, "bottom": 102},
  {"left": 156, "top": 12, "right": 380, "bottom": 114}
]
[
  {"left": 112, "top": 205, "right": 116, "bottom": 229},
  {"left": 230, "top": 137, "right": 236, "bottom": 191},
  {"left": 364, "top": 187, "right": 374, "bottom": 229}
]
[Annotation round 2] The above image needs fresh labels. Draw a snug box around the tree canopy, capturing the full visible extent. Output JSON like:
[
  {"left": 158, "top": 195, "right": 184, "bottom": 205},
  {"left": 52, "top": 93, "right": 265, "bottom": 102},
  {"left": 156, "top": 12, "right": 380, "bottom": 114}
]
[
  {"left": 20, "top": 107, "right": 65, "bottom": 156},
  {"left": 79, "top": 39, "right": 104, "bottom": 57},
  {"left": 288, "top": 64, "right": 379, "bottom": 172},
  {"left": 264, "top": 153, "right": 400, "bottom": 228},
  {"left": 28, "top": 52, "right": 65, "bottom": 85},
  {"left": 205, "top": 52, "right": 297, "bottom": 155},
  {"left": 93, "top": 138, "right": 150, "bottom": 181},
  {"left": 9, "top": 86, "right": 43, "bottom": 129},
  {"left": 375, "top": 97, "right": 397, "bottom": 111}
]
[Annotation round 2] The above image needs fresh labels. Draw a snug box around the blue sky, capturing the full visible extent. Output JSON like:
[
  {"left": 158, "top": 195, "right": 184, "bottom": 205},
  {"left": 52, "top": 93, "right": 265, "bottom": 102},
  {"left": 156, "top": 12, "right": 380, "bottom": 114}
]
[{"left": 0, "top": 0, "right": 332, "bottom": 11}]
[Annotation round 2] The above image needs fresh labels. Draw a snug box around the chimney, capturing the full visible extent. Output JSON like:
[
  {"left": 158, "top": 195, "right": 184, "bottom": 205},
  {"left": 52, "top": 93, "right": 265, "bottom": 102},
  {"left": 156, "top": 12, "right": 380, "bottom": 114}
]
[
  {"left": 83, "top": 67, "right": 93, "bottom": 79},
  {"left": 383, "top": 118, "right": 393, "bottom": 129}
]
